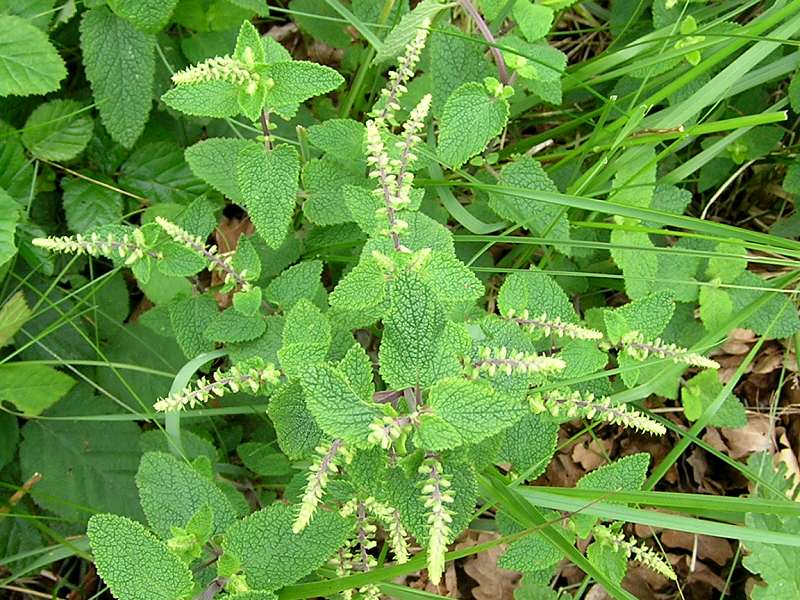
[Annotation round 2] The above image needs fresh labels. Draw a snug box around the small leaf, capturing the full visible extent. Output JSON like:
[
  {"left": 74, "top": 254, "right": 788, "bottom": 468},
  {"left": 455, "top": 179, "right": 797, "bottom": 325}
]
[
  {"left": 0, "top": 291, "right": 31, "bottom": 348},
  {"left": 263, "top": 61, "right": 344, "bottom": 110},
  {"left": 186, "top": 137, "right": 254, "bottom": 202},
  {"left": 88, "top": 514, "right": 193, "bottom": 600},
  {"left": 374, "top": 0, "right": 444, "bottom": 64},
  {"left": 437, "top": 82, "right": 509, "bottom": 168},
  {"left": 682, "top": 369, "right": 746, "bottom": 428},
  {"left": 233, "top": 286, "right": 263, "bottom": 316},
  {"left": 267, "top": 382, "right": 323, "bottom": 460}
]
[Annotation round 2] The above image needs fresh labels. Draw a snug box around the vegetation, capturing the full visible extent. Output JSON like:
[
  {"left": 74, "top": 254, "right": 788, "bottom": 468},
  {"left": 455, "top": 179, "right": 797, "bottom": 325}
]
[{"left": 1, "top": 0, "right": 800, "bottom": 599}]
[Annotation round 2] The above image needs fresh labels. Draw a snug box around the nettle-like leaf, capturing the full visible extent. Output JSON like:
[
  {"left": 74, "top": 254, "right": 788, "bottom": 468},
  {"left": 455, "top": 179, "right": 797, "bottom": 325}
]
[
  {"left": 186, "top": 138, "right": 254, "bottom": 202},
  {"left": 262, "top": 60, "right": 344, "bottom": 111},
  {"left": 108, "top": 0, "right": 179, "bottom": 32},
  {"left": 136, "top": 451, "right": 238, "bottom": 539},
  {"left": 221, "top": 503, "right": 352, "bottom": 591},
  {"left": 379, "top": 270, "right": 463, "bottom": 389},
  {"left": 572, "top": 453, "right": 650, "bottom": 537},
  {"left": 682, "top": 369, "right": 746, "bottom": 428},
  {"left": 374, "top": 0, "right": 446, "bottom": 64},
  {"left": 265, "top": 260, "right": 326, "bottom": 310},
  {"left": 437, "top": 81, "right": 510, "bottom": 168},
  {"left": 300, "top": 363, "right": 382, "bottom": 447},
  {"left": 424, "top": 377, "right": 526, "bottom": 449},
  {"left": 278, "top": 299, "right": 332, "bottom": 378},
  {"left": 237, "top": 144, "right": 300, "bottom": 249},
  {"left": 268, "top": 382, "right": 323, "bottom": 460},
  {"left": 498, "top": 268, "right": 577, "bottom": 324},
  {"left": 489, "top": 156, "right": 570, "bottom": 252},
  {"left": 88, "top": 514, "right": 194, "bottom": 600},
  {"left": 0, "top": 15, "right": 67, "bottom": 97},
  {"left": 80, "top": 7, "right": 155, "bottom": 147}
]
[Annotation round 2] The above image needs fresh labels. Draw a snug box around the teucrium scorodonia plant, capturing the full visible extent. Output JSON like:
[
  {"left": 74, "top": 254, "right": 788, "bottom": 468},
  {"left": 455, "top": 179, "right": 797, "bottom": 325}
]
[{"left": 29, "top": 11, "right": 732, "bottom": 600}]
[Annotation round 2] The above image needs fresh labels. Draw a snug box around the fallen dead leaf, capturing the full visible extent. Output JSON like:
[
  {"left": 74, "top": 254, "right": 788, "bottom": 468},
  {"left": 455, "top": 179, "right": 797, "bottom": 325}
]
[
  {"left": 719, "top": 414, "right": 773, "bottom": 459},
  {"left": 572, "top": 438, "right": 613, "bottom": 471},
  {"left": 661, "top": 531, "right": 733, "bottom": 566},
  {"left": 460, "top": 532, "right": 518, "bottom": 600}
]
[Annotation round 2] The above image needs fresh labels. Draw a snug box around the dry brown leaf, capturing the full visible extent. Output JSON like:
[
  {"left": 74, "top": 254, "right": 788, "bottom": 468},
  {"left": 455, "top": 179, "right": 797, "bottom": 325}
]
[
  {"left": 572, "top": 438, "right": 613, "bottom": 471},
  {"left": 660, "top": 531, "right": 733, "bottom": 566},
  {"left": 719, "top": 414, "right": 772, "bottom": 459},
  {"left": 461, "top": 533, "right": 518, "bottom": 600}
]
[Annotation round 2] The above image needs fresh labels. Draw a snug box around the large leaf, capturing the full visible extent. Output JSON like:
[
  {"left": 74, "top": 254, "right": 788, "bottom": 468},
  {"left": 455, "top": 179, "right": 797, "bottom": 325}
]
[
  {"left": 107, "top": 0, "right": 179, "bottom": 32},
  {"left": 21, "top": 100, "right": 93, "bottom": 161},
  {"left": 120, "top": 142, "right": 207, "bottom": 203},
  {"left": 237, "top": 144, "right": 300, "bottom": 249},
  {"left": 88, "top": 514, "right": 193, "bottom": 600},
  {"left": 136, "top": 451, "right": 238, "bottom": 538},
  {"left": 80, "top": 7, "right": 155, "bottom": 147},
  {"left": 19, "top": 391, "right": 142, "bottom": 522},
  {"left": 437, "top": 82, "right": 509, "bottom": 168},
  {"left": 222, "top": 503, "right": 352, "bottom": 591},
  {"left": 0, "top": 15, "right": 66, "bottom": 96}
]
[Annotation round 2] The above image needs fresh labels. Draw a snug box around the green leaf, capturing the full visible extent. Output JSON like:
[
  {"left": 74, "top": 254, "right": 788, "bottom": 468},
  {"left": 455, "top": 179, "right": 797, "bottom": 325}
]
[
  {"left": 237, "top": 442, "right": 291, "bottom": 476},
  {"left": 682, "top": 369, "right": 746, "bottom": 428},
  {"left": 338, "top": 342, "right": 375, "bottom": 399},
  {"left": 204, "top": 309, "right": 266, "bottom": 343},
  {"left": 222, "top": 503, "right": 352, "bottom": 591},
  {"left": 429, "top": 26, "right": 492, "bottom": 117},
  {"left": 729, "top": 271, "right": 800, "bottom": 339},
  {"left": 379, "top": 270, "right": 461, "bottom": 390},
  {"left": 0, "top": 291, "right": 30, "bottom": 348},
  {"left": 136, "top": 451, "right": 238, "bottom": 538},
  {"left": 265, "top": 260, "right": 326, "bottom": 310},
  {"left": 186, "top": 137, "right": 254, "bottom": 202},
  {"left": 22, "top": 100, "right": 92, "bottom": 161},
  {"left": 300, "top": 363, "right": 382, "bottom": 446},
  {"left": 121, "top": 142, "right": 207, "bottom": 204},
  {"left": 699, "top": 285, "right": 733, "bottom": 332},
  {"left": 610, "top": 229, "right": 658, "bottom": 300},
  {"left": 374, "top": 0, "right": 444, "bottom": 64},
  {"left": 437, "top": 82, "right": 510, "bottom": 168},
  {"left": 267, "top": 382, "right": 323, "bottom": 460},
  {"left": 108, "top": 0, "right": 179, "bottom": 32},
  {"left": 499, "top": 413, "right": 559, "bottom": 479},
  {"left": 587, "top": 540, "right": 628, "bottom": 587},
  {"left": 0, "top": 363, "right": 75, "bottom": 416},
  {"left": 572, "top": 453, "right": 650, "bottom": 537},
  {"left": 706, "top": 242, "right": 747, "bottom": 282},
  {"left": 88, "top": 514, "right": 193, "bottom": 600},
  {"left": 0, "top": 121, "right": 36, "bottom": 202},
  {"left": 263, "top": 61, "right": 344, "bottom": 111},
  {"left": 489, "top": 157, "right": 570, "bottom": 253},
  {"left": 62, "top": 177, "right": 123, "bottom": 233},
  {"left": 307, "top": 119, "right": 366, "bottom": 168},
  {"left": 610, "top": 146, "right": 657, "bottom": 208},
  {"left": 233, "top": 286, "right": 263, "bottom": 316},
  {"left": 278, "top": 299, "right": 331, "bottom": 378},
  {"left": 162, "top": 78, "right": 242, "bottom": 118},
  {"left": 426, "top": 377, "right": 525, "bottom": 448},
  {"left": 497, "top": 268, "right": 576, "bottom": 323},
  {"left": 237, "top": 144, "right": 300, "bottom": 249},
  {"left": 169, "top": 294, "right": 218, "bottom": 358},
  {"left": 301, "top": 157, "right": 365, "bottom": 226},
  {"left": 0, "top": 15, "right": 67, "bottom": 97},
  {"left": 81, "top": 7, "right": 155, "bottom": 147},
  {"left": 513, "top": 1, "right": 554, "bottom": 41},
  {"left": 604, "top": 291, "right": 674, "bottom": 345},
  {"left": 0, "top": 188, "right": 18, "bottom": 269},
  {"left": 19, "top": 391, "right": 142, "bottom": 522},
  {"left": 0, "top": 410, "right": 18, "bottom": 471},
  {"left": 790, "top": 70, "right": 800, "bottom": 114}
]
